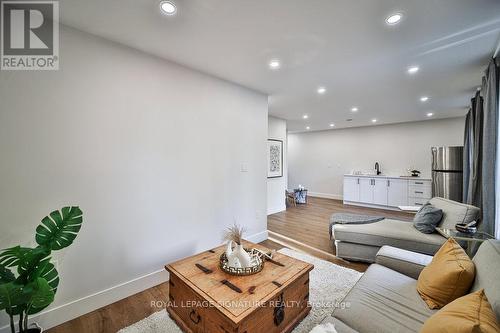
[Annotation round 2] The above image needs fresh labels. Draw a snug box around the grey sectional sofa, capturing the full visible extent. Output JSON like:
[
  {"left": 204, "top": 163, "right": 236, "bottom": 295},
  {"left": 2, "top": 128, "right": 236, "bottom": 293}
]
[
  {"left": 320, "top": 239, "right": 500, "bottom": 333},
  {"left": 332, "top": 197, "right": 480, "bottom": 262}
]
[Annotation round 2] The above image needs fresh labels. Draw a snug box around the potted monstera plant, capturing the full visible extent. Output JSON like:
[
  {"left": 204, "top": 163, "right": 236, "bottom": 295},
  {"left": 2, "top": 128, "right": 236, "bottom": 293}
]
[{"left": 0, "top": 206, "right": 83, "bottom": 333}]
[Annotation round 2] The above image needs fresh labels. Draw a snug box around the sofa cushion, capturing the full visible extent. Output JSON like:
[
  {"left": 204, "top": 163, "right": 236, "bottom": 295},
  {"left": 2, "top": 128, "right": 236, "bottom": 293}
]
[
  {"left": 375, "top": 245, "right": 433, "bottom": 279},
  {"left": 413, "top": 203, "right": 443, "bottom": 233},
  {"left": 417, "top": 238, "right": 475, "bottom": 309},
  {"left": 420, "top": 289, "right": 500, "bottom": 333},
  {"left": 472, "top": 239, "right": 500, "bottom": 320},
  {"left": 429, "top": 197, "right": 480, "bottom": 230},
  {"left": 333, "top": 219, "right": 446, "bottom": 255},
  {"left": 333, "top": 264, "right": 436, "bottom": 333}
]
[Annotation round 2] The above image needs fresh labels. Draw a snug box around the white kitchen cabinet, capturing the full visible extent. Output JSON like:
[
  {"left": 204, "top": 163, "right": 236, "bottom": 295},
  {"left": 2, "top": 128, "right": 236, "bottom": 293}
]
[
  {"left": 359, "top": 178, "right": 373, "bottom": 203},
  {"left": 343, "top": 175, "right": 430, "bottom": 210},
  {"left": 373, "top": 178, "right": 388, "bottom": 206},
  {"left": 387, "top": 178, "right": 408, "bottom": 207},
  {"left": 343, "top": 177, "right": 360, "bottom": 202}
]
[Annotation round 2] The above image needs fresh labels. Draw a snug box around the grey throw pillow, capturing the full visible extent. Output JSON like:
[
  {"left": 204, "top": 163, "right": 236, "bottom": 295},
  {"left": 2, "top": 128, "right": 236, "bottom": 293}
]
[{"left": 413, "top": 203, "right": 443, "bottom": 234}]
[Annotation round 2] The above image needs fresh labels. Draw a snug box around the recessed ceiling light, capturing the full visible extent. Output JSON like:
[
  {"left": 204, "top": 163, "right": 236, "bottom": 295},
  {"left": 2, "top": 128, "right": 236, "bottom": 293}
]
[
  {"left": 407, "top": 66, "right": 419, "bottom": 74},
  {"left": 268, "top": 59, "right": 281, "bottom": 70},
  {"left": 329, "top": 123, "right": 335, "bottom": 127},
  {"left": 306, "top": 126, "right": 310, "bottom": 130},
  {"left": 386, "top": 13, "right": 403, "bottom": 25},
  {"left": 427, "top": 112, "right": 434, "bottom": 117},
  {"left": 372, "top": 119, "right": 378, "bottom": 123},
  {"left": 160, "top": 1, "right": 177, "bottom": 15},
  {"left": 302, "top": 114, "right": 309, "bottom": 119},
  {"left": 317, "top": 87, "right": 326, "bottom": 94},
  {"left": 351, "top": 107, "right": 358, "bottom": 112},
  {"left": 420, "top": 96, "right": 429, "bottom": 102}
]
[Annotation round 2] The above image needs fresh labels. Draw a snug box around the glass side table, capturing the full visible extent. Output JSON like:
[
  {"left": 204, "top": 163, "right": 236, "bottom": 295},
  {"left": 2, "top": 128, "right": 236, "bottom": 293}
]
[{"left": 435, "top": 227, "right": 494, "bottom": 256}]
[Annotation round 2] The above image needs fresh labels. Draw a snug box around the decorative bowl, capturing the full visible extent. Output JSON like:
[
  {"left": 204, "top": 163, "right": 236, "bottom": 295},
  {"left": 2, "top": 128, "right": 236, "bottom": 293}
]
[{"left": 219, "top": 248, "right": 265, "bottom": 276}]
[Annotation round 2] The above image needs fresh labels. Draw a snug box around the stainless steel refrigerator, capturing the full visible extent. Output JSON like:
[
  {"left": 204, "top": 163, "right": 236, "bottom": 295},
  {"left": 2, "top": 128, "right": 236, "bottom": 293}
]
[{"left": 431, "top": 146, "right": 463, "bottom": 202}]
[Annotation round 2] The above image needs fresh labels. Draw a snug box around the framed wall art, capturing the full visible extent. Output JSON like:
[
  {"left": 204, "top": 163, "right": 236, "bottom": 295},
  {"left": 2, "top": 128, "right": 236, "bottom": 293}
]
[{"left": 267, "top": 139, "right": 283, "bottom": 178}]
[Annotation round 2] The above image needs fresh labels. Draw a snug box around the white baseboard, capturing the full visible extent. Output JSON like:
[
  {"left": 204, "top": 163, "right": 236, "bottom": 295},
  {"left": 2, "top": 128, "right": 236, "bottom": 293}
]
[
  {"left": 308, "top": 192, "right": 343, "bottom": 200},
  {"left": 343, "top": 200, "right": 401, "bottom": 211},
  {"left": 246, "top": 230, "right": 269, "bottom": 243},
  {"left": 0, "top": 231, "right": 268, "bottom": 333},
  {"left": 267, "top": 205, "right": 286, "bottom": 215}
]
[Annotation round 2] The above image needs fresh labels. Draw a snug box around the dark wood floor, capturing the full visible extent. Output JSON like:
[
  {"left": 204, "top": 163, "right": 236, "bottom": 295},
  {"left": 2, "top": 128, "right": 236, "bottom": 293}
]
[{"left": 48, "top": 196, "right": 411, "bottom": 333}]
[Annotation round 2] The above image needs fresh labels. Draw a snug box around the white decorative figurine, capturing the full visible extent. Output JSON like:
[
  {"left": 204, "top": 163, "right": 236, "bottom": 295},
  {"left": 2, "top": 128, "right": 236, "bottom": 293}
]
[{"left": 223, "top": 224, "right": 252, "bottom": 268}]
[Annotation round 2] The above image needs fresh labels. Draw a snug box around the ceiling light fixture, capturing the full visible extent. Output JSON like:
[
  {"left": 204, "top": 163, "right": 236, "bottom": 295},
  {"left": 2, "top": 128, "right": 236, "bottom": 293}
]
[
  {"left": 268, "top": 59, "right": 281, "bottom": 70},
  {"left": 427, "top": 112, "right": 434, "bottom": 117},
  {"left": 372, "top": 119, "right": 378, "bottom": 123},
  {"left": 386, "top": 13, "right": 403, "bottom": 25},
  {"left": 329, "top": 123, "right": 335, "bottom": 127},
  {"left": 317, "top": 87, "right": 326, "bottom": 94},
  {"left": 407, "top": 66, "right": 419, "bottom": 74},
  {"left": 351, "top": 107, "right": 358, "bottom": 112},
  {"left": 420, "top": 96, "right": 429, "bottom": 102},
  {"left": 306, "top": 126, "right": 310, "bottom": 130},
  {"left": 302, "top": 114, "right": 309, "bottom": 119},
  {"left": 159, "top": 1, "right": 177, "bottom": 15}
]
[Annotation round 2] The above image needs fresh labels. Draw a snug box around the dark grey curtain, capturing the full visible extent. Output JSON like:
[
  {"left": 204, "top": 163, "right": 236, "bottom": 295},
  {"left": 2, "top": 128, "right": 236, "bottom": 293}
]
[
  {"left": 463, "top": 91, "right": 483, "bottom": 208},
  {"left": 463, "top": 58, "right": 498, "bottom": 239},
  {"left": 480, "top": 59, "right": 498, "bottom": 236}
]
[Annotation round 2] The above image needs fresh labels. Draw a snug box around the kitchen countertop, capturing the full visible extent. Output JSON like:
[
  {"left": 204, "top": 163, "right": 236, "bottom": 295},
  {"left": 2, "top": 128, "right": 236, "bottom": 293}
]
[{"left": 344, "top": 174, "right": 431, "bottom": 181}]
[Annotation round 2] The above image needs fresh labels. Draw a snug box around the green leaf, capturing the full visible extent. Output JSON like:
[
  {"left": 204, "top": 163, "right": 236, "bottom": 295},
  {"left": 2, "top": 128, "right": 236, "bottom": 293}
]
[
  {"left": 0, "top": 282, "right": 29, "bottom": 315},
  {"left": 26, "top": 278, "right": 55, "bottom": 315},
  {"left": 0, "top": 246, "right": 31, "bottom": 268},
  {"left": 0, "top": 265, "right": 15, "bottom": 284},
  {"left": 35, "top": 206, "right": 83, "bottom": 250},
  {"left": 16, "top": 247, "right": 50, "bottom": 279},
  {"left": 31, "top": 258, "right": 59, "bottom": 294}
]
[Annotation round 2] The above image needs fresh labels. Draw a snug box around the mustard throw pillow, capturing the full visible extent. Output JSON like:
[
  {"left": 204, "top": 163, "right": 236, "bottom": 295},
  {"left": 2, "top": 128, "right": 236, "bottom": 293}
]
[
  {"left": 420, "top": 289, "right": 500, "bottom": 333},
  {"left": 417, "top": 238, "right": 475, "bottom": 309}
]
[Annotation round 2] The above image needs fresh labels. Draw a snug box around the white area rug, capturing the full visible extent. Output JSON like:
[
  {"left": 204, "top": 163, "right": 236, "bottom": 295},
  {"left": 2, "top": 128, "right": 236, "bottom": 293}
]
[{"left": 118, "top": 248, "right": 362, "bottom": 333}]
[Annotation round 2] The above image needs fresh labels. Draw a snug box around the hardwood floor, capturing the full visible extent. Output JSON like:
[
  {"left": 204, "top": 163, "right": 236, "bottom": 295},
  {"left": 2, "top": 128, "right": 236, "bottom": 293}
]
[
  {"left": 267, "top": 196, "right": 413, "bottom": 271},
  {"left": 47, "top": 283, "right": 170, "bottom": 333},
  {"left": 268, "top": 196, "right": 412, "bottom": 253},
  {"left": 47, "top": 240, "right": 286, "bottom": 333},
  {"left": 48, "top": 196, "right": 411, "bottom": 333}
]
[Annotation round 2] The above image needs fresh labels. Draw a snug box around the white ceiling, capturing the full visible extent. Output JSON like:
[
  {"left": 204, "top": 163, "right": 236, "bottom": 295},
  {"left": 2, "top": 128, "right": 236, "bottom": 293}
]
[{"left": 59, "top": 0, "right": 500, "bottom": 132}]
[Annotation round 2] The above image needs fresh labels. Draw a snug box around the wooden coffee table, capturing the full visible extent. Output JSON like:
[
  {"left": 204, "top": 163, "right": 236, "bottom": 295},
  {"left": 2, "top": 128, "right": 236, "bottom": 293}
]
[{"left": 165, "top": 241, "right": 313, "bottom": 333}]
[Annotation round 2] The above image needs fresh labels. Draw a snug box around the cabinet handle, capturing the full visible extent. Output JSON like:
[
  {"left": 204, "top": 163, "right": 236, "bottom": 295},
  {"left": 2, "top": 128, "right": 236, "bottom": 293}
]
[
  {"left": 415, "top": 182, "right": 424, "bottom": 185},
  {"left": 415, "top": 191, "right": 424, "bottom": 194},
  {"left": 387, "top": 180, "right": 390, "bottom": 187},
  {"left": 357, "top": 178, "right": 359, "bottom": 185}
]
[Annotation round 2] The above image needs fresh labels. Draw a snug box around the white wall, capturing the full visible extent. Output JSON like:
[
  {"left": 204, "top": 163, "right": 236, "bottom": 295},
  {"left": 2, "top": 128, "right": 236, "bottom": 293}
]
[
  {"left": 267, "top": 117, "right": 287, "bottom": 215},
  {"left": 0, "top": 26, "right": 268, "bottom": 331},
  {"left": 288, "top": 118, "right": 465, "bottom": 199}
]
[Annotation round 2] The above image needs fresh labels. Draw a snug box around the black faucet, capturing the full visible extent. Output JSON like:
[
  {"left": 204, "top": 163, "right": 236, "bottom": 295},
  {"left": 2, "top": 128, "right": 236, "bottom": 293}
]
[{"left": 375, "top": 162, "right": 381, "bottom": 175}]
